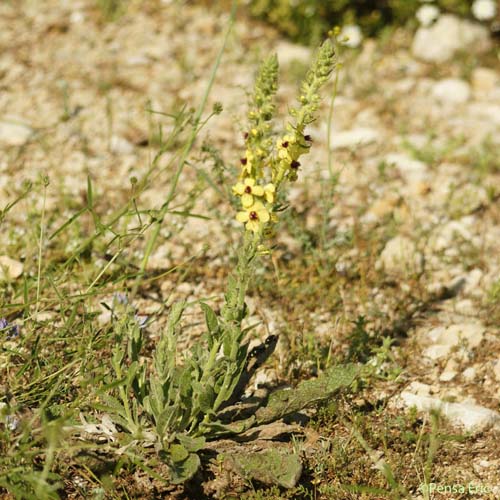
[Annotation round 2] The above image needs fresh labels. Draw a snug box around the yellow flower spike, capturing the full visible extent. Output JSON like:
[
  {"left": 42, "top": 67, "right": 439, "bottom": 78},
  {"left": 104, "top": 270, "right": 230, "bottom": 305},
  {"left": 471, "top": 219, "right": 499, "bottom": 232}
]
[
  {"left": 236, "top": 201, "right": 270, "bottom": 233},
  {"left": 264, "top": 183, "right": 275, "bottom": 203}
]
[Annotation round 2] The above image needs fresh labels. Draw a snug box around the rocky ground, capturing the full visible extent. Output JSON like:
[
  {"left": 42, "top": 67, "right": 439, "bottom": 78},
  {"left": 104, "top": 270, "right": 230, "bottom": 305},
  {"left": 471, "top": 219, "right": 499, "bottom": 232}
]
[{"left": 0, "top": 1, "right": 499, "bottom": 499}]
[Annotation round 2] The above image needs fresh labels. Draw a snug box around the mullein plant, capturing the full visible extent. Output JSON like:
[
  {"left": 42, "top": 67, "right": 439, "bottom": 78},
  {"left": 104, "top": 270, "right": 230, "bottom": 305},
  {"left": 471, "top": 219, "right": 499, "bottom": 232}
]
[{"left": 96, "top": 40, "right": 357, "bottom": 484}]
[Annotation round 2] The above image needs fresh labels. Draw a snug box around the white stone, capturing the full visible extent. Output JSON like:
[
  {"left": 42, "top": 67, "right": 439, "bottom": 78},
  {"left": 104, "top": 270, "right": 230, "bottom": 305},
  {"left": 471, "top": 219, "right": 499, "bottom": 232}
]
[
  {"left": 462, "top": 268, "right": 483, "bottom": 296},
  {"left": 472, "top": 0, "right": 497, "bottom": 21},
  {"left": 468, "top": 103, "right": 500, "bottom": 126},
  {"left": 432, "top": 78, "right": 471, "bottom": 104},
  {"left": 275, "top": 41, "right": 311, "bottom": 67},
  {"left": 69, "top": 11, "right": 85, "bottom": 24},
  {"left": 330, "top": 128, "right": 378, "bottom": 149},
  {"left": 493, "top": 361, "right": 500, "bottom": 382},
  {"left": 462, "top": 367, "right": 476, "bottom": 382},
  {"left": 430, "top": 219, "right": 475, "bottom": 251},
  {"left": 440, "top": 359, "right": 458, "bottom": 382},
  {"left": 416, "top": 5, "right": 440, "bottom": 27},
  {"left": 406, "top": 381, "right": 432, "bottom": 397},
  {"left": 109, "top": 135, "right": 134, "bottom": 155},
  {"left": 0, "top": 256, "right": 23, "bottom": 280},
  {"left": 423, "top": 323, "right": 486, "bottom": 360},
  {"left": 424, "top": 344, "right": 453, "bottom": 361},
  {"left": 412, "top": 15, "right": 491, "bottom": 63},
  {"left": 97, "top": 309, "right": 112, "bottom": 326},
  {"left": 0, "top": 120, "right": 33, "bottom": 146},
  {"left": 399, "top": 392, "right": 500, "bottom": 433},
  {"left": 126, "top": 54, "right": 150, "bottom": 66},
  {"left": 453, "top": 299, "right": 477, "bottom": 315},
  {"left": 378, "top": 236, "right": 422, "bottom": 275},
  {"left": 253, "top": 369, "right": 277, "bottom": 390},
  {"left": 431, "top": 323, "right": 485, "bottom": 348},
  {"left": 471, "top": 67, "right": 498, "bottom": 93},
  {"left": 35, "top": 312, "right": 53, "bottom": 322},
  {"left": 385, "top": 153, "right": 428, "bottom": 183}
]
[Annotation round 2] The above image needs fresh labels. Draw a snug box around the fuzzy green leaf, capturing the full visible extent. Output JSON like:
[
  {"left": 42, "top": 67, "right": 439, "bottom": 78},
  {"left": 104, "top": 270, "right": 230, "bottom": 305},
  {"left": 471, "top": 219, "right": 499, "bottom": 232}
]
[
  {"left": 167, "top": 452, "right": 201, "bottom": 484},
  {"left": 200, "top": 302, "right": 219, "bottom": 334},
  {"left": 169, "top": 443, "right": 189, "bottom": 463},
  {"left": 225, "top": 448, "right": 302, "bottom": 489}
]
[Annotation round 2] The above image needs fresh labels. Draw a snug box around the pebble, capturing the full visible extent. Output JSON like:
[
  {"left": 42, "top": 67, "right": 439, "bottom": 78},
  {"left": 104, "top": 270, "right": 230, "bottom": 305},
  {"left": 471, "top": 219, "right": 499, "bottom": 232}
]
[
  {"left": 330, "top": 127, "right": 379, "bottom": 149},
  {"left": 432, "top": 78, "right": 471, "bottom": 104},
  {"left": 439, "top": 359, "right": 458, "bottom": 382},
  {"left": 493, "top": 361, "right": 500, "bottom": 382},
  {"left": 430, "top": 218, "right": 475, "bottom": 252},
  {"left": 377, "top": 236, "right": 422, "bottom": 275},
  {"left": 422, "top": 323, "right": 486, "bottom": 360},
  {"left": 462, "top": 268, "right": 483, "bottom": 296},
  {"left": 97, "top": 309, "right": 112, "bottom": 326},
  {"left": 398, "top": 392, "right": 500, "bottom": 433},
  {"left": 471, "top": 67, "right": 498, "bottom": 93},
  {"left": 0, "top": 256, "right": 23, "bottom": 280},
  {"left": 0, "top": 120, "right": 33, "bottom": 146},
  {"left": 109, "top": 135, "right": 135, "bottom": 155},
  {"left": 69, "top": 11, "right": 85, "bottom": 24},
  {"left": 385, "top": 153, "right": 428, "bottom": 184},
  {"left": 365, "top": 193, "right": 400, "bottom": 221},
  {"left": 406, "top": 381, "right": 432, "bottom": 397},
  {"left": 462, "top": 366, "right": 476, "bottom": 382},
  {"left": 412, "top": 14, "right": 491, "bottom": 63},
  {"left": 467, "top": 102, "right": 500, "bottom": 126}
]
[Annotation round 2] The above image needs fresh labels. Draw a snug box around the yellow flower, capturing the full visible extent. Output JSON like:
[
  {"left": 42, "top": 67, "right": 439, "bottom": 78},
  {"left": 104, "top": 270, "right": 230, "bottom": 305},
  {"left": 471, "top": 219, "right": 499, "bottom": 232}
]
[
  {"left": 276, "top": 134, "right": 297, "bottom": 162},
  {"left": 233, "top": 178, "right": 265, "bottom": 207},
  {"left": 236, "top": 201, "right": 270, "bottom": 233},
  {"left": 240, "top": 150, "right": 254, "bottom": 174},
  {"left": 263, "top": 183, "right": 275, "bottom": 203},
  {"left": 278, "top": 148, "right": 291, "bottom": 161}
]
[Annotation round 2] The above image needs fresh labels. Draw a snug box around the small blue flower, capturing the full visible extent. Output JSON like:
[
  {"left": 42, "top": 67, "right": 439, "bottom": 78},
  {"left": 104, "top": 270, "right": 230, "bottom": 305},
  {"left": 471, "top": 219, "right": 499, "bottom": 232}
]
[
  {"left": 6, "top": 415, "right": 20, "bottom": 431},
  {"left": 134, "top": 314, "right": 148, "bottom": 329},
  {"left": 0, "top": 318, "right": 19, "bottom": 339},
  {"left": 113, "top": 293, "right": 129, "bottom": 306}
]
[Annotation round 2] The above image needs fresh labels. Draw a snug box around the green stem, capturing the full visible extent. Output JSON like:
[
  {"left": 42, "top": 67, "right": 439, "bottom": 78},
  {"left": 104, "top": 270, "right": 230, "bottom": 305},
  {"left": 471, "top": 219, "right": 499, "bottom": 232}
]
[
  {"left": 35, "top": 180, "right": 47, "bottom": 317},
  {"left": 113, "top": 358, "right": 135, "bottom": 433},
  {"left": 209, "top": 233, "right": 258, "bottom": 414},
  {"left": 327, "top": 62, "right": 340, "bottom": 179}
]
